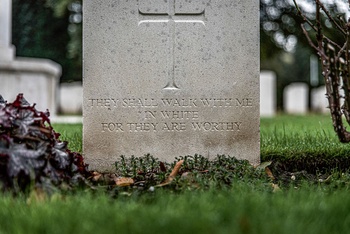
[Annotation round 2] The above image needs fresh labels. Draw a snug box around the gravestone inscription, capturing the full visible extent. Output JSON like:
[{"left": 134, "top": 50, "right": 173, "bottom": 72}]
[{"left": 83, "top": 0, "right": 260, "bottom": 171}]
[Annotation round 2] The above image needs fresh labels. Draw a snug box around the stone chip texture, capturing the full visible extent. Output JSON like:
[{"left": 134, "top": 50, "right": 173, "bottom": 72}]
[{"left": 83, "top": 0, "right": 260, "bottom": 171}]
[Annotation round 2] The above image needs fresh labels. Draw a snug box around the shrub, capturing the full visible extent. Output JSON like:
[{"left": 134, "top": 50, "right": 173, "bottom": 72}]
[{"left": 0, "top": 94, "right": 90, "bottom": 194}]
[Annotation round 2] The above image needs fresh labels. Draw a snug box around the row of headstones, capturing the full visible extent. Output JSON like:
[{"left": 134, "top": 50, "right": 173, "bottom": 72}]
[
  {"left": 284, "top": 82, "right": 329, "bottom": 114},
  {"left": 260, "top": 71, "right": 329, "bottom": 116},
  {"left": 59, "top": 72, "right": 329, "bottom": 116}
]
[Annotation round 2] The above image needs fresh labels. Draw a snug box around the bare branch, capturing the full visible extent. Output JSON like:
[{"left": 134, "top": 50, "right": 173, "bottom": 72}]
[
  {"left": 294, "top": 0, "right": 350, "bottom": 143},
  {"left": 316, "top": 0, "right": 346, "bottom": 35},
  {"left": 292, "top": 0, "right": 319, "bottom": 32}
]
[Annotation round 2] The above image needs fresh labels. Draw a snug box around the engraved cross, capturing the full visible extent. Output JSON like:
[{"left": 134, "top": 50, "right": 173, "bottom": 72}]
[{"left": 138, "top": 0, "right": 206, "bottom": 90}]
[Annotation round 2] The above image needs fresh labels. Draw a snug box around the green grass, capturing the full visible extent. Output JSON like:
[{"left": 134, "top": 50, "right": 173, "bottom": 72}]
[
  {"left": 261, "top": 114, "right": 350, "bottom": 171},
  {"left": 1, "top": 115, "right": 350, "bottom": 234},
  {"left": 261, "top": 114, "right": 340, "bottom": 158},
  {"left": 53, "top": 114, "right": 350, "bottom": 166},
  {"left": 1, "top": 182, "right": 350, "bottom": 234},
  {"left": 52, "top": 123, "right": 82, "bottom": 153}
]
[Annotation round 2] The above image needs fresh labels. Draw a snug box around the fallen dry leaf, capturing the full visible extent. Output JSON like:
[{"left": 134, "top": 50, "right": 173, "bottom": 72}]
[
  {"left": 271, "top": 183, "right": 281, "bottom": 193},
  {"left": 114, "top": 177, "right": 134, "bottom": 187},
  {"left": 255, "top": 161, "right": 272, "bottom": 170},
  {"left": 156, "top": 160, "right": 184, "bottom": 187},
  {"left": 254, "top": 161, "right": 275, "bottom": 180},
  {"left": 265, "top": 167, "right": 275, "bottom": 180},
  {"left": 91, "top": 171, "right": 102, "bottom": 181},
  {"left": 169, "top": 160, "right": 184, "bottom": 178}
]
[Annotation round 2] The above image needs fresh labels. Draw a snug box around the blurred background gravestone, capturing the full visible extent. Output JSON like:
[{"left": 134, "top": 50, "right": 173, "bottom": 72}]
[
  {"left": 59, "top": 82, "right": 82, "bottom": 114},
  {"left": 284, "top": 82, "right": 308, "bottom": 114},
  {"left": 0, "top": 0, "right": 61, "bottom": 115},
  {"left": 311, "top": 86, "right": 328, "bottom": 114},
  {"left": 260, "top": 71, "right": 276, "bottom": 117}
]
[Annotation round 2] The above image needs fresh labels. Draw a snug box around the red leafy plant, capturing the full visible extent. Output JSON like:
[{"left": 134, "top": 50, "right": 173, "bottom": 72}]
[{"left": 0, "top": 94, "right": 90, "bottom": 193}]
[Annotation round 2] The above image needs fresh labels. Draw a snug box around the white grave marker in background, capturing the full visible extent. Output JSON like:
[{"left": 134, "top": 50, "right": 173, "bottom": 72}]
[
  {"left": 260, "top": 71, "right": 276, "bottom": 117},
  {"left": 311, "top": 86, "right": 328, "bottom": 113},
  {"left": 284, "top": 82, "right": 308, "bottom": 114}
]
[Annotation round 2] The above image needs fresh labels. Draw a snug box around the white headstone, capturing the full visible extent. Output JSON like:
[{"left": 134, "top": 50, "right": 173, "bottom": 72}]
[
  {"left": 83, "top": 0, "right": 260, "bottom": 171},
  {"left": 0, "top": 0, "right": 15, "bottom": 61},
  {"left": 0, "top": 0, "right": 61, "bottom": 115},
  {"left": 260, "top": 71, "right": 276, "bottom": 117},
  {"left": 0, "top": 58, "right": 61, "bottom": 113},
  {"left": 311, "top": 86, "right": 328, "bottom": 113},
  {"left": 284, "top": 82, "right": 308, "bottom": 114},
  {"left": 59, "top": 82, "right": 83, "bottom": 114}
]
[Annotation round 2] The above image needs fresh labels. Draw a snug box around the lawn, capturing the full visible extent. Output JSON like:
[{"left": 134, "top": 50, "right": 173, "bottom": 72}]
[{"left": 1, "top": 114, "right": 350, "bottom": 234}]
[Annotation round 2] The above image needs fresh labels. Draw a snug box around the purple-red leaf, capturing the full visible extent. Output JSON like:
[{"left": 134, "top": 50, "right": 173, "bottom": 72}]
[{"left": 0, "top": 94, "right": 91, "bottom": 193}]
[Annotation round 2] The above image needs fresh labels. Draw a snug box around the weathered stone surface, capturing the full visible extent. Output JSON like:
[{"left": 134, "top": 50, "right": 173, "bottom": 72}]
[{"left": 83, "top": 0, "right": 260, "bottom": 171}]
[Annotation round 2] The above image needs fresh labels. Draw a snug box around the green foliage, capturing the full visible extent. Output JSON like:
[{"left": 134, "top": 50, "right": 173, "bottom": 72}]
[
  {"left": 114, "top": 154, "right": 267, "bottom": 193},
  {"left": 45, "top": 0, "right": 72, "bottom": 17},
  {"left": 0, "top": 94, "right": 89, "bottom": 194},
  {"left": 44, "top": 115, "right": 350, "bottom": 191}
]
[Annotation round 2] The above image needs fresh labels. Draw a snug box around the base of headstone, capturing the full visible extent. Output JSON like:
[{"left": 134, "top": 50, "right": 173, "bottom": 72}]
[{"left": 0, "top": 45, "right": 15, "bottom": 61}]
